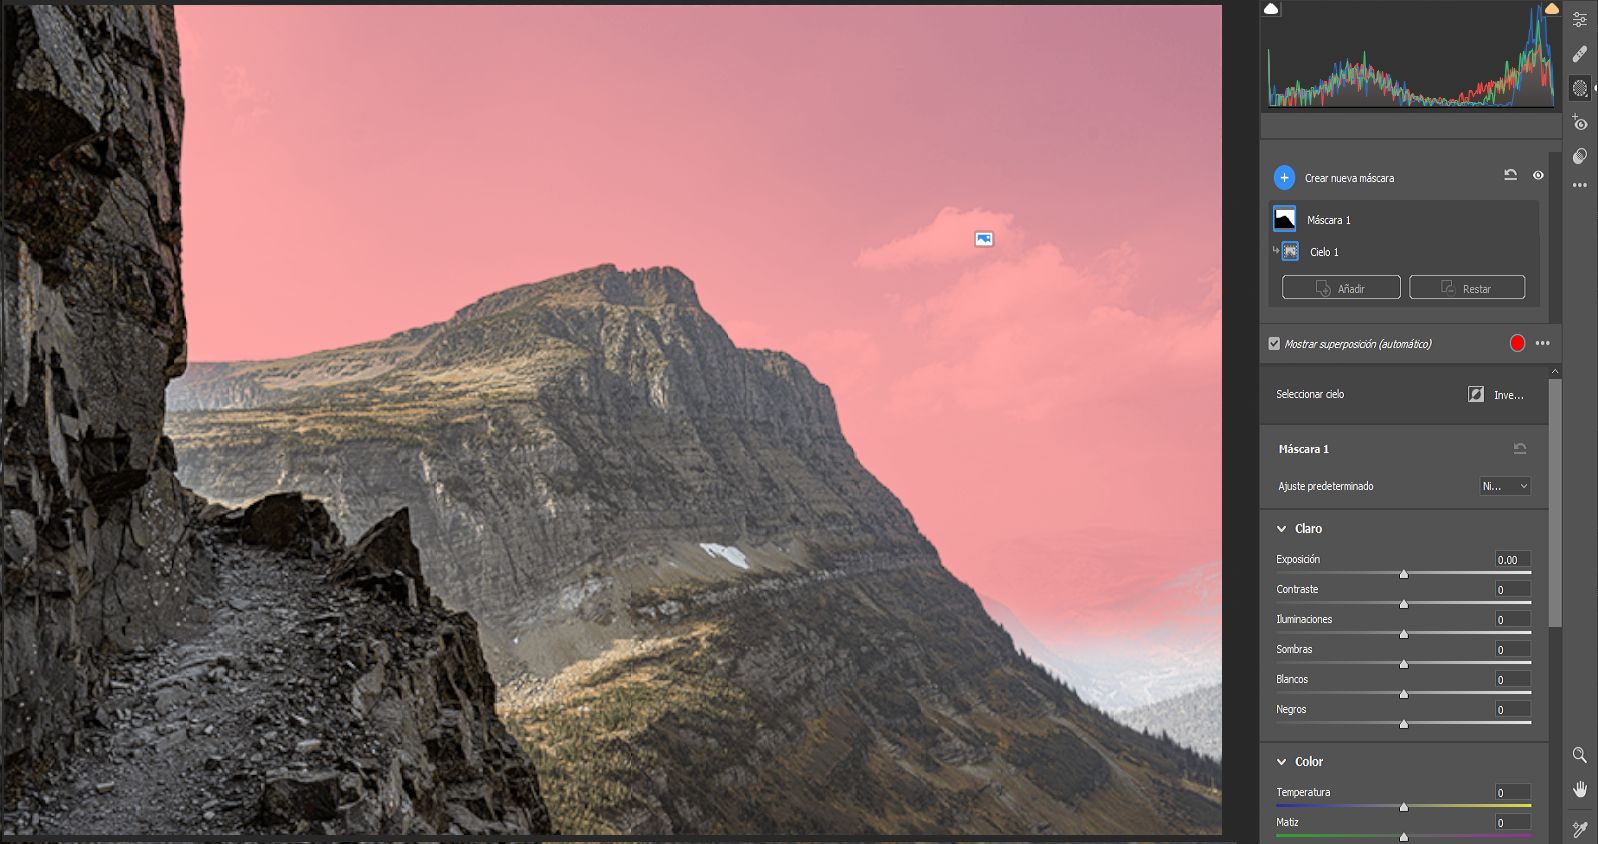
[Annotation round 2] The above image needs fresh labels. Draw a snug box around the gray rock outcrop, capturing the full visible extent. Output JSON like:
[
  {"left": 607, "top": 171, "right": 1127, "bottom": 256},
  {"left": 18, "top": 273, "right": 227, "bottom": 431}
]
[
  {"left": 332, "top": 507, "right": 430, "bottom": 608},
  {"left": 239, "top": 491, "right": 342, "bottom": 557}
]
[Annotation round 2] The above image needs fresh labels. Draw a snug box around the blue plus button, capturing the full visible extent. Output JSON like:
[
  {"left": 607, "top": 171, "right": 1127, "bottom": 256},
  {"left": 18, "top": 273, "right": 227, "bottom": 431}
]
[{"left": 1273, "top": 164, "right": 1296, "bottom": 190}]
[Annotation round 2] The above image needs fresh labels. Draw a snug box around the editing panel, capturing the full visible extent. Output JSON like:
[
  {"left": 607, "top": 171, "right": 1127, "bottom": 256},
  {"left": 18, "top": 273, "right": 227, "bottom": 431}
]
[{"left": 1257, "top": 2, "right": 1598, "bottom": 843}]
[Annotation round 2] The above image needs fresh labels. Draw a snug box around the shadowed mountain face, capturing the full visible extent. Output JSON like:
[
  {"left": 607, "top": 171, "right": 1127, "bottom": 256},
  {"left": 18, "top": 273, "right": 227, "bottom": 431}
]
[{"left": 166, "top": 264, "right": 1220, "bottom": 834}]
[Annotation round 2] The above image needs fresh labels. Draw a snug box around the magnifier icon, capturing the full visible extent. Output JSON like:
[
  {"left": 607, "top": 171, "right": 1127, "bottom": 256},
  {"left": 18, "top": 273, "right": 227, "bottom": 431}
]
[{"left": 1578, "top": 746, "right": 1590, "bottom": 764}]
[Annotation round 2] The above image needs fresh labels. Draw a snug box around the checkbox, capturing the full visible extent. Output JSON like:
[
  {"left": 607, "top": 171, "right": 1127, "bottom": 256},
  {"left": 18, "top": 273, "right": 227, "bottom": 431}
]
[{"left": 1267, "top": 336, "right": 1282, "bottom": 351}]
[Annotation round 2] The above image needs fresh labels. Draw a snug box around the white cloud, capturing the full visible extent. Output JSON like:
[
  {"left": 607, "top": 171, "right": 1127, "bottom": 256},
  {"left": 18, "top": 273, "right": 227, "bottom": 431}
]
[{"left": 855, "top": 206, "right": 1020, "bottom": 270}]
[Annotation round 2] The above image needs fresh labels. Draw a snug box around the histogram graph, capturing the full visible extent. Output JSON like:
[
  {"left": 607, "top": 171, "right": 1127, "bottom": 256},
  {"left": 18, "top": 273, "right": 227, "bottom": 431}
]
[{"left": 1263, "top": 2, "right": 1559, "bottom": 109}]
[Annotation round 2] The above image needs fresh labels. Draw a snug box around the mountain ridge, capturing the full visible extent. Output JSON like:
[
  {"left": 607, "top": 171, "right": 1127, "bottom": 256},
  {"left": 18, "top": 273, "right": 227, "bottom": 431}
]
[
  {"left": 167, "top": 264, "right": 724, "bottom": 412},
  {"left": 165, "top": 263, "right": 1221, "bottom": 834},
  {"left": 170, "top": 263, "right": 940, "bottom": 671}
]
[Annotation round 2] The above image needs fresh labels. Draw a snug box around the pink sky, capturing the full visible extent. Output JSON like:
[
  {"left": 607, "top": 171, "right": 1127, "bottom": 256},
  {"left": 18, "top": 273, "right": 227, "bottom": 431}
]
[{"left": 173, "top": 6, "right": 1222, "bottom": 659}]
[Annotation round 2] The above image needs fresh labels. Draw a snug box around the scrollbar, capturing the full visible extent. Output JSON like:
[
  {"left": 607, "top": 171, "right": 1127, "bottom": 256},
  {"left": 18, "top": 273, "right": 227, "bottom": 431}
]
[{"left": 1549, "top": 373, "right": 1561, "bottom": 629}]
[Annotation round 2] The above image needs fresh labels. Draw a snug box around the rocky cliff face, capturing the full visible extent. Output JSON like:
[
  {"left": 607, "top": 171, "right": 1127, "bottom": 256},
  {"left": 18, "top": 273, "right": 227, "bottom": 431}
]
[
  {"left": 3, "top": 6, "right": 551, "bottom": 833},
  {"left": 3, "top": 4, "right": 200, "bottom": 787},
  {"left": 167, "top": 264, "right": 1222, "bottom": 834}
]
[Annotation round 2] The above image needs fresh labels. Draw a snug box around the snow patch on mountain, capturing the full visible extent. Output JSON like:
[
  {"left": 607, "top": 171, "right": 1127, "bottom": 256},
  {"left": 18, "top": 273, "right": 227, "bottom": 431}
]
[{"left": 699, "top": 543, "right": 750, "bottom": 569}]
